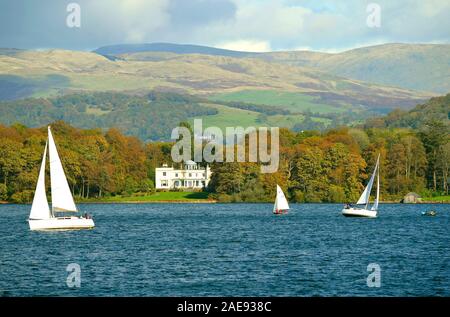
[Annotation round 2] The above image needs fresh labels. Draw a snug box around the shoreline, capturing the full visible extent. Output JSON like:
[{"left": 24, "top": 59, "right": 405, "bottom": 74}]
[
  {"left": 79, "top": 199, "right": 218, "bottom": 204},
  {"left": 1, "top": 200, "right": 448, "bottom": 205}
]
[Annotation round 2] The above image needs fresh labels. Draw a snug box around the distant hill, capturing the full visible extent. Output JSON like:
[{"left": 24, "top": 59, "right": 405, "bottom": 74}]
[
  {"left": 364, "top": 93, "right": 450, "bottom": 129},
  {"left": 0, "top": 48, "right": 431, "bottom": 114},
  {"left": 94, "top": 42, "right": 255, "bottom": 58},
  {"left": 93, "top": 42, "right": 450, "bottom": 94},
  {"left": 259, "top": 43, "right": 450, "bottom": 94}
]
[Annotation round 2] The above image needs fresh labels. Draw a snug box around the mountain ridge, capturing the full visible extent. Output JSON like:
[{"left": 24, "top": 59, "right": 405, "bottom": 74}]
[
  {"left": 92, "top": 42, "right": 450, "bottom": 93},
  {"left": 93, "top": 42, "right": 258, "bottom": 58},
  {"left": 0, "top": 47, "right": 432, "bottom": 112}
]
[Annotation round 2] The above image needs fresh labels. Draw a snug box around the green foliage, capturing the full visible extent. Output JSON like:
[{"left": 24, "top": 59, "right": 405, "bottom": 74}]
[
  {"left": 0, "top": 121, "right": 153, "bottom": 201},
  {"left": 0, "top": 91, "right": 218, "bottom": 142},
  {"left": 208, "top": 125, "right": 437, "bottom": 203},
  {"left": 10, "top": 190, "right": 34, "bottom": 203},
  {"left": 419, "top": 119, "right": 450, "bottom": 193},
  {"left": 365, "top": 93, "right": 450, "bottom": 130},
  {"left": 0, "top": 183, "right": 7, "bottom": 200},
  {"left": 210, "top": 90, "right": 343, "bottom": 114},
  {"left": 0, "top": 103, "right": 447, "bottom": 203}
]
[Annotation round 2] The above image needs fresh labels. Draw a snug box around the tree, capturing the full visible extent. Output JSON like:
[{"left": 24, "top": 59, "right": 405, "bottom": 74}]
[
  {"left": 420, "top": 120, "right": 449, "bottom": 191},
  {"left": 0, "top": 183, "right": 7, "bottom": 201},
  {"left": 0, "top": 139, "right": 24, "bottom": 187}
]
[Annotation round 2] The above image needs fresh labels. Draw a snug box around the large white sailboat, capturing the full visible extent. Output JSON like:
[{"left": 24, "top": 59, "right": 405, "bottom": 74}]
[
  {"left": 28, "top": 127, "right": 94, "bottom": 230},
  {"left": 342, "top": 154, "right": 380, "bottom": 218},
  {"left": 273, "top": 184, "right": 290, "bottom": 215}
]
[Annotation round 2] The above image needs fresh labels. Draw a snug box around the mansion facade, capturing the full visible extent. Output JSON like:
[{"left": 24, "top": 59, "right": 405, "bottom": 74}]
[{"left": 155, "top": 160, "right": 211, "bottom": 190}]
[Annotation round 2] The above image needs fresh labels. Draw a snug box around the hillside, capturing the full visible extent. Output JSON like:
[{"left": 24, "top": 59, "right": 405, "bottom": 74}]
[
  {"left": 364, "top": 93, "right": 450, "bottom": 129},
  {"left": 93, "top": 42, "right": 450, "bottom": 94},
  {"left": 0, "top": 90, "right": 373, "bottom": 141},
  {"left": 260, "top": 43, "right": 450, "bottom": 94},
  {"left": 0, "top": 92, "right": 219, "bottom": 141},
  {"left": 0, "top": 48, "right": 432, "bottom": 114}
]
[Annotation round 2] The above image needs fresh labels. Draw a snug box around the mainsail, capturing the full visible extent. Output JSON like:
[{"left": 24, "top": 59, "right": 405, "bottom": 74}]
[
  {"left": 273, "top": 184, "right": 290, "bottom": 212},
  {"left": 48, "top": 127, "right": 77, "bottom": 212},
  {"left": 356, "top": 155, "right": 380, "bottom": 208},
  {"left": 29, "top": 142, "right": 51, "bottom": 220}
]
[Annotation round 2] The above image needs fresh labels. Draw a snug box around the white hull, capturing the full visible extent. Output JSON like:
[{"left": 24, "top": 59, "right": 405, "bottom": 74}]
[
  {"left": 273, "top": 209, "right": 288, "bottom": 215},
  {"left": 29, "top": 217, "right": 95, "bottom": 231},
  {"left": 342, "top": 208, "right": 377, "bottom": 218}
]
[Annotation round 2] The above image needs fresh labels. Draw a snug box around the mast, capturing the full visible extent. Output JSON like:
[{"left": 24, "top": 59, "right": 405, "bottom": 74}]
[{"left": 372, "top": 155, "right": 380, "bottom": 211}]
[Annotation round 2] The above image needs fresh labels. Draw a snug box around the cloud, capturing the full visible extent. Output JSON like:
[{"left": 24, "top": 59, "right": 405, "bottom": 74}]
[
  {"left": 0, "top": 0, "right": 448, "bottom": 51},
  {"left": 86, "top": 0, "right": 171, "bottom": 44},
  {"left": 218, "top": 40, "right": 271, "bottom": 52}
]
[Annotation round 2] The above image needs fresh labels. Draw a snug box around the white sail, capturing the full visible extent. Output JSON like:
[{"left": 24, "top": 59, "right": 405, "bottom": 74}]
[
  {"left": 48, "top": 127, "right": 77, "bottom": 212},
  {"left": 356, "top": 156, "right": 379, "bottom": 206},
  {"left": 273, "top": 184, "right": 289, "bottom": 212},
  {"left": 371, "top": 159, "right": 380, "bottom": 211},
  {"left": 29, "top": 142, "right": 51, "bottom": 220}
]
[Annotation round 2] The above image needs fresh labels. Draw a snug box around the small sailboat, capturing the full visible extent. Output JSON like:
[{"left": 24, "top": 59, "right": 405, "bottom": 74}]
[
  {"left": 342, "top": 154, "right": 380, "bottom": 218},
  {"left": 273, "top": 184, "right": 289, "bottom": 215},
  {"left": 28, "top": 127, "right": 94, "bottom": 231}
]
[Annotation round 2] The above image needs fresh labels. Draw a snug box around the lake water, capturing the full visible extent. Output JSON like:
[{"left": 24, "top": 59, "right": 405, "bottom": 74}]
[{"left": 0, "top": 203, "right": 449, "bottom": 296}]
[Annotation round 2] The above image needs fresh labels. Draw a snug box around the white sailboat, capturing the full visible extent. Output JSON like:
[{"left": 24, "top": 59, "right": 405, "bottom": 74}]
[
  {"left": 273, "top": 184, "right": 290, "bottom": 215},
  {"left": 28, "top": 127, "right": 94, "bottom": 230},
  {"left": 342, "top": 154, "right": 380, "bottom": 218}
]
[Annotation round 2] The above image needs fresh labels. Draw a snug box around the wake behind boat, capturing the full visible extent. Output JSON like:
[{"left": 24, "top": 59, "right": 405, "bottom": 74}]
[
  {"left": 342, "top": 154, "right": 380, "bottom": 218},
  {"left": 273, "top": 184, "right": 289, "bottom": 215},
  {"left": 28, "top": 127, "right": 94, "bottom": 231}
]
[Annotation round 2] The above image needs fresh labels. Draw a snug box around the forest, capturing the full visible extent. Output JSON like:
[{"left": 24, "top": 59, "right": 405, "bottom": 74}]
[
  {"left": 0, "top": 91, "right": 384, "bottom": 142},
  {"left": 0, "top": 102, "right": 448, "bottom": 203},
  {"left": 0, "top": 92, "right": 218, "bottom": 142}
]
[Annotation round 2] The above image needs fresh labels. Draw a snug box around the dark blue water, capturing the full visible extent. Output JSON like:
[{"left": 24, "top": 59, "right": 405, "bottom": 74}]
[{"left": 0, "top": 203, "right": 449, "bottom": 296}]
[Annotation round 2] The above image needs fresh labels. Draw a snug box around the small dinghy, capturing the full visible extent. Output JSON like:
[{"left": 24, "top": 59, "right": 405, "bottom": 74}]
[
  {"left": 273, "top": 184, "right": 289, "bottom": 215},
  {"left": 422, "top": 210, "right": 437, "bottom": 216}
]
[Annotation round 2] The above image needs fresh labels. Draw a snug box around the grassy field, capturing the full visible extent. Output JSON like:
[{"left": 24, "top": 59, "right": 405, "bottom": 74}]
[
  {"left": 209, "top": 90, "right": 344, "bottom": 114},
  {"left": 195, "top": 103, "right": 261, "bottom": 130},
  {"left": 85, "top": 191, "right": 212, "bottom": 203},
  {"left": 421, "top": 195, "right": 450, "bottom": 202},
  {"left": 193, "top": 102, "right": 332, "bottom": 131}
]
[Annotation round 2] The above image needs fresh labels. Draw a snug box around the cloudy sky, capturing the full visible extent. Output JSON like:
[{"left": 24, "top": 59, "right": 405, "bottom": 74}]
[{"left": 0, "top": 0, "right": 449, "bottom": 52}]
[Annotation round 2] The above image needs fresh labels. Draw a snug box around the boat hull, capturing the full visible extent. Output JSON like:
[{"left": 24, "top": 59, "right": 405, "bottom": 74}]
[
  {"left": 29, "top": 217, "right": 95, "bottom": 231},
  {"left": 273, "top": 209, "right": 288, "bottom": 215},
  {"left": 342, "top": 208, "right": 377, "bottom": 218}
]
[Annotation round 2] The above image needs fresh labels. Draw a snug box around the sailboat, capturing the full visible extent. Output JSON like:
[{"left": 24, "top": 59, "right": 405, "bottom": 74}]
[
  {"left": 28, "top": 127, "right": 95, "bottom": 230},
  {"left": 273, "top": 184, "right": 290, "bottom": 215},
  {"left": 342, "top": 154, "right": 380, "bottom": 218}
]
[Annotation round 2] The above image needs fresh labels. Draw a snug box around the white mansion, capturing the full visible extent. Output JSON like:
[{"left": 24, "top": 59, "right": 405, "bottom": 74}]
[{"left": 155, "top": 160, "right": 212, "bottom": 190}]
